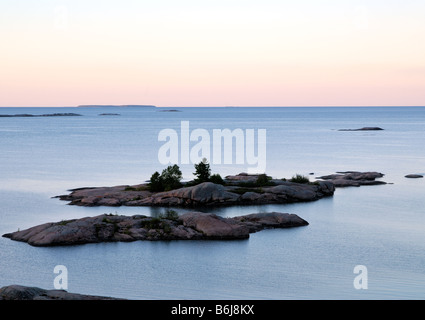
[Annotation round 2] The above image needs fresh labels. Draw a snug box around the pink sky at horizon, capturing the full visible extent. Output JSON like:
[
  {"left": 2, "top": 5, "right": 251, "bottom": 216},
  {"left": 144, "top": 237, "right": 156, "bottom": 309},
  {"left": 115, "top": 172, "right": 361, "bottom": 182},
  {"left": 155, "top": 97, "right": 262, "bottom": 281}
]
[{"left": 1, "top": 1, "right": 425, "bottom": 107}]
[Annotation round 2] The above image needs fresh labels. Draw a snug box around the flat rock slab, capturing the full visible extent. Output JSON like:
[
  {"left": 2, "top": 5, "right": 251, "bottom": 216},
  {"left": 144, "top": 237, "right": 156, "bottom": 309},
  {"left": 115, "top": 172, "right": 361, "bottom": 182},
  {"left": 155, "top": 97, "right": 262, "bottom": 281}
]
[
  {"left": 2, "top": 212, "right": 308, "bottom": 246},
  {"left": 0, "top": 285, "right": 122, "bottom": 300},
  {"left": 316, "top": 171, "right": 387, "bottom": 187}
]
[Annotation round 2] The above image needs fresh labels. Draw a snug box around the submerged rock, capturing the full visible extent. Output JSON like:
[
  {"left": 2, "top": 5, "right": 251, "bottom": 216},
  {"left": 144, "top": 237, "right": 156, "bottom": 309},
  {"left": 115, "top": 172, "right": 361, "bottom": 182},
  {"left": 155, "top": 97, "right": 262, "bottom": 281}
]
[{"left": 2, "top": 212, "right": 309, "bottom": 246}]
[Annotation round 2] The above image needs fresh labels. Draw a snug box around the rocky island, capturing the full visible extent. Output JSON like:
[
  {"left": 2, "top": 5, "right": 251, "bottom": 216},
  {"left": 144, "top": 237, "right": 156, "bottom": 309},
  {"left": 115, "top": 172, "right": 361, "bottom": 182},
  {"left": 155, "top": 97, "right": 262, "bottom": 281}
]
[
  {"left": 0, "top": 285, "right": 122, "bottom": 300},
  {"left": 3, "top": 170, "right": 388, "bottom": 247},
  {"left": 56, "top": 173, "right": 336, "bottom": 207},
  {"left": 78, "top": 105, "right": 156, "bottom": 108},
  {"left": 55, "top": 171, "right": 388, "bottom": 208},
  {"left": 0, "top": 113, "right": 82, "bottom": 117},
  {"left": 316, "top": 171, "right": 387, "bottom": 187},
  {"left": 3, "top": 212, "right": 309, "bottom": 246}
]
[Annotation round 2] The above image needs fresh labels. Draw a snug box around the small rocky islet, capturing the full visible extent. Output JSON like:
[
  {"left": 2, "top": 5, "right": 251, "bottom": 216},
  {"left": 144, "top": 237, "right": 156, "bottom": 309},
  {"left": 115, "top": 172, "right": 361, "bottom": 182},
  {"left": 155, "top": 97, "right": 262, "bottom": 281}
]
[
  {"left": 338, "top": 127, "right": 384, "bottom": 131},
  {"left": 405, "top": 174, "right": 423, "bottom": 179},
  {"left": 0, "top": 113, "right": 82, "bottom": 117}
]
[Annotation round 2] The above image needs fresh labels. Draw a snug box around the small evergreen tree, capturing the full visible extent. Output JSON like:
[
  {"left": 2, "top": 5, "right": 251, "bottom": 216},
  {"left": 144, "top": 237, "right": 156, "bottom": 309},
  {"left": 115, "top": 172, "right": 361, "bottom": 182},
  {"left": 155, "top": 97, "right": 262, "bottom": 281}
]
[
  {"left": 256, "top": 174, "right": 270, "bottom": 186},
  {"left": 149, "top": 171, "right": 163, "bottom": 192},
  {"left": 210, "top": 173, "right": 225, "bottom": 185},
  {"left": 148, "top": 165, "right": 183, "bottom": 192},
  {"left": 290, "top": 174, "right": 310, "bottom": 184},
  {"left": 161, "top": 164, "right": 183, "bottom": 191},
  {"left": 193, "top": 158, "right": 211, "bottom": 183}
]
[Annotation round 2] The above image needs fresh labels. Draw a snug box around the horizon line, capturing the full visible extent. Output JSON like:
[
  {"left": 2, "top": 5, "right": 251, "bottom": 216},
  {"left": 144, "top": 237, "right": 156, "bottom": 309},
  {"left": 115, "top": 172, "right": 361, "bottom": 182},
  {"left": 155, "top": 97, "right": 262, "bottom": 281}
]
[{"left": 1, "top": 105, "right": 425, "bottom": 108}]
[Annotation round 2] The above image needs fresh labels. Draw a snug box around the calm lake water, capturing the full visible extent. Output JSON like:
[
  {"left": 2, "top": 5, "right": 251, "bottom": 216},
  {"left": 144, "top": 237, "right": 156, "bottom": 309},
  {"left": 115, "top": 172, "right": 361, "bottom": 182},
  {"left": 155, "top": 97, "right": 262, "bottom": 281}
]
[{"left": 0, "top": 106, "right": 424, "bottom": 299}]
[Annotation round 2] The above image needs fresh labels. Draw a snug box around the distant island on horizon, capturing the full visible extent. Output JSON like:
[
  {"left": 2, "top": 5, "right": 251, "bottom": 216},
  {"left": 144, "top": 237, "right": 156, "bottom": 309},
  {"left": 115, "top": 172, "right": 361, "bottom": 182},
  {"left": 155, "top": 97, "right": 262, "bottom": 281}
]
[{"left": 78, "top": 105, "right": 157, "bottom": 108}]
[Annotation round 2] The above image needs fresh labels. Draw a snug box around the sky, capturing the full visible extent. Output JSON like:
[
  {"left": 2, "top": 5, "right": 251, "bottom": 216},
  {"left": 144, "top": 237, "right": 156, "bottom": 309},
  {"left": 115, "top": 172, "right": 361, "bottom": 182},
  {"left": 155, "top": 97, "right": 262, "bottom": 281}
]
[{"left": 1, "top": 0, "right": 425, "bottom": 107}]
